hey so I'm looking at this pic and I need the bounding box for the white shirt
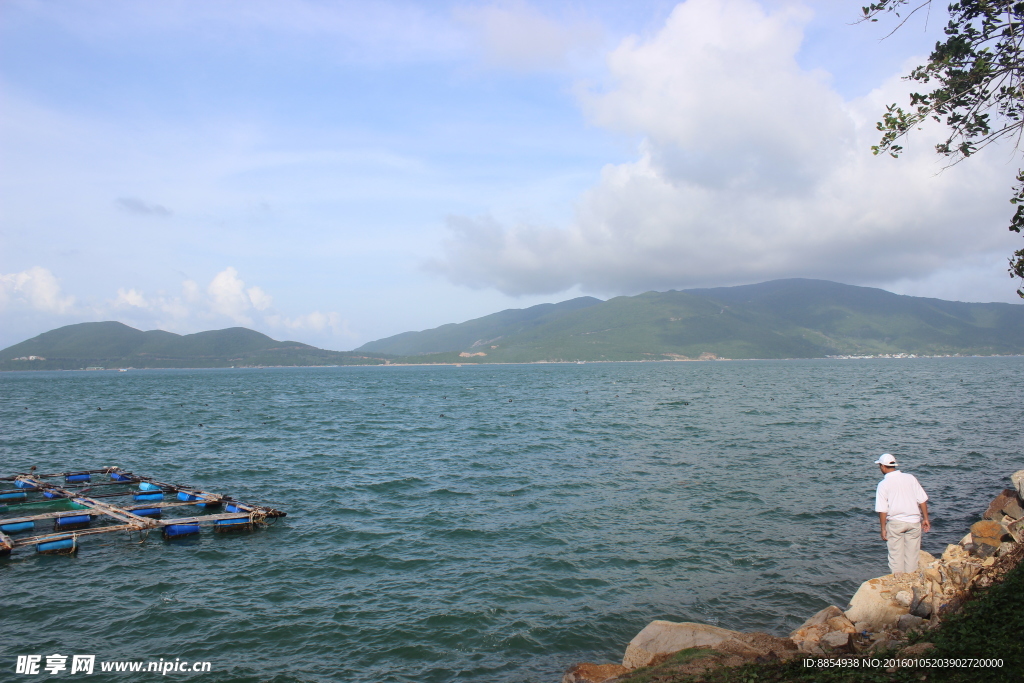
[875,470,928,523]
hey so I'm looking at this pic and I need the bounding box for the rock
[959,532,973,545]
[790,605,844,635]
[868,639,898,654]
[825,615,856,634]
[942,544,969,562]
[900,642,935,657]
[983,490,1022,521]
[997,541,1016,556]
[917,550,936,570]
[1007,517,1024,543]
[712,632,797,662]
[853,621,871,633]
[894,590,913,607]
[845,577,911,631]
[562,663,628,683]
[974,543,998,559]
[819,631,851,653]
[970,519,1008,546]
[897,614,925,631]
[1011,469,1024,499]
[909,586,932,618]
[621,621,742,670]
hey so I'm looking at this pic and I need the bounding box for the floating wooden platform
[0,467,286,556]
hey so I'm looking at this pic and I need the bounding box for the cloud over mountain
[431,0,1017,296]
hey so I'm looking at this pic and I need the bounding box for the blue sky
[2,0,1021,351]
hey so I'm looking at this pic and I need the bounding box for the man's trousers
[886,519,922,574]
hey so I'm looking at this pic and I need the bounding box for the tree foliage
[862,1,1024,297]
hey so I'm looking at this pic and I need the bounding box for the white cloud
[0,267,76,313]
[114,288,148,308]
[455,1,603,71]
[95,267,353,341]
[247,286,273,311]
[432,0,1021,297]
[206,266,271,324]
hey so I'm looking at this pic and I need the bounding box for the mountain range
[356,279,1024,362]
[3,279,1022,370]
[0,322,388,370]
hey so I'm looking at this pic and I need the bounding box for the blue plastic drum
[214,517,252,532]
[139,482,161,491]
[0,521,34,534]
[162,523,200,538]
[129,507,162,518]
[65,473,91,483]
[54,515,92,531]
[36,538,77,554]
[133,492,163,501]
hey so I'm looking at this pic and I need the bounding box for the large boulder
[617,621,794,670]
[844,576,911,631]
[1011,470,1024,499]
[562,662,628,683]
[983,489,1024,521]
[622,621,743,669]
[970,520,1009,548]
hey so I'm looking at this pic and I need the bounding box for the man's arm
[919,502,930,532]
[879,511,888,540]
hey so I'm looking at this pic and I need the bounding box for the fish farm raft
[0,467,286,556]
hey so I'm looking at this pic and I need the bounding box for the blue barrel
[65,473,91,483]
[195,500,222,508]
[214,517,252,532]
[133,492,163,501]
[110,472,133,482]
[43,490,64,499]
[139,482,161,491]
[14,480,35,489]
[129,507,162,518]
[225,503,244,513]
[177,491,200,502]
[0,521,34,534]
[54,515,91,531]
[162,523,200,538]
[36,538,77,554]
[0,491,27,502]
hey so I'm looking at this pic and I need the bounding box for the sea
[2,358,1022,682]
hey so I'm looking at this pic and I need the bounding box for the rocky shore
[562,470,1024,683]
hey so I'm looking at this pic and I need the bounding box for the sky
[2,0,1022,352]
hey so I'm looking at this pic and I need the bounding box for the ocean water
[1,358,1022,682]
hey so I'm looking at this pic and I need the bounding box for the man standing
[874,453,930,576]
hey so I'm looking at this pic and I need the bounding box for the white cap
[874,453,898,467]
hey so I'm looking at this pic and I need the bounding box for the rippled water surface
[2,359,1022,681]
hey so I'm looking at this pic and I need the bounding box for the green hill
[0,322,390,370]
[356,296,602,356]
[5,280,1022,369]
[357,279,1024,362]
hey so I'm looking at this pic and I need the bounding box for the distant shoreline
[3,354,1023,372]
